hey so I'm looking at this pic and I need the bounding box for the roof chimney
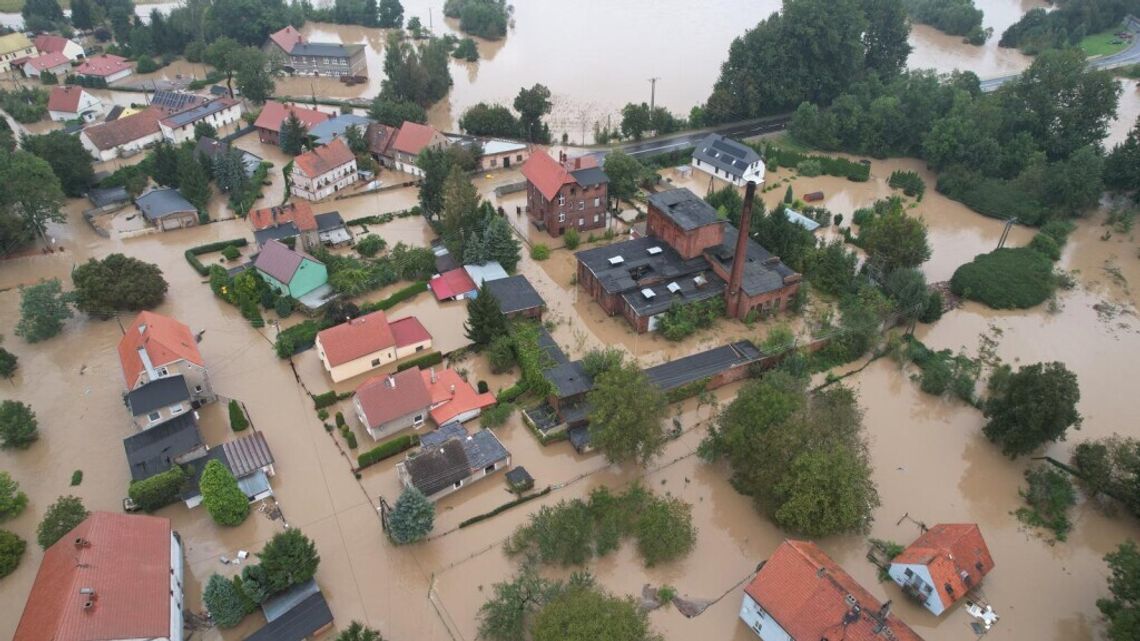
[386,375,395,389]
[137,346,158,380]
[74,538,91,549]
[430,368,437,384]
[725,180,757,319]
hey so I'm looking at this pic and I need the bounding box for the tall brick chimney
[725,180,757,319]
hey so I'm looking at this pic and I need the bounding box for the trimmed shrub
[200,460,249,526]
[335,411,346,428]
[477,380,489,394]
[360,280,429,313]
[530,244,551,260]
[396,351,443,371]
[345,432,358,449]
[562,228,580,250]
[275,320,320,358]
[357,434,419,468]
[313,391,338,409]
[185,239,249,276]
[228,400,249,432]
[950,248,1055,309]
[69,470,83,486]
[129,466,188,512]
[221,246,240,261]
[497,382,528,403]
[274,297,294,318]
[480,403,514,428]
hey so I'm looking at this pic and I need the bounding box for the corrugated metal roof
[222,431,275,478]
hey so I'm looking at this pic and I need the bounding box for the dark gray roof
[435,252,460,273]
[419,422,467,448]
[485,275,544,315]
[505,466,532,485]
[643,341,763,391]
[576,236,712,297]
[568,425,591,451]
[246,589,333,641]
[418,423,509,474]
[126,375,190,416]
[289,42,361,58]
[309,114,373,146]
[150,90,208,112]
[209,85,229,96]
[406,439,470,496]
[87,186,129,208]
[559,400,592,426]
[692,133,761,178]
[105,105,124,122]
[620,269,725,317]
[162,98,235,128]
[122,413,203,481]
[570,166,609,187]
[543,361,593,400]
[314,211,345,232]
[254,224,300,247]
[136,188,197,219]
[221,431,274,478]
[262,579,320,623]
[705,226,797,296]
[648,188,722,231]
[537,328,569,366]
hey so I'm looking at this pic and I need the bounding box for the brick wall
[645,205,725,260]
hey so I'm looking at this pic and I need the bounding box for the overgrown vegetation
[357,434,419,469]
[903,0,987,44]
[128,465,188,512]
[1015,465,1076,542]
[896,337,980,404]
[950,247,1056,309]
[983,361,1082,458]
[1072,435,1140,517]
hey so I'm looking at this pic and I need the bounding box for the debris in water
[965,600,1000,631]
[673,596,713,618]
[640,584,662,611]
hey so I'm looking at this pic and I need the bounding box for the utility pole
[648,77,659,111]
[997,217,1017,249]
[429,8,433,30]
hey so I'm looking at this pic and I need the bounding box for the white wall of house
[49,91,102,122]
[132,398,193,431]
[159,103,243,144]
[83,67,131,83]
[290,158,359,201]
[739,593,793,641]
[81,129,163,161]
[355,396,427,441]
[169,531,185,641]
[888,562,944,615]
[318,340,397,383]
[58,40,85,60]
[0,45,37,72]
[130,359,215,406]
[23,61,70,77]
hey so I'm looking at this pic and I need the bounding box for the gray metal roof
[485,275,544,314]
[568,425,591,451]
[536,327,569,367]
[570,166,609,187]
[619,269,725,317]
[162,98,234,128]
[150,90,208,113]
[648,188,723,231]
[248,586,333,641]
[543,361,593,400]
[121,413,203,481]
[418,423,509,472]
[576,236,712,297]
[643,341,763,391]
[221,431,274,478]
[314,211,345,232]
[309,114,373,146]
[87,186,129,208]
[505,466,532,485]
[692,133,760,178]
[254,224,299,247]
[126,375,190,416]
[406,439,470,497]
[706,227,797,297]
[136,188,196,219]
[262,579,321,622]
[418,422,466,448]
[289,42,361,58]
[254,240,308,283]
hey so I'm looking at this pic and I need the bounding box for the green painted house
[254,239,328,299]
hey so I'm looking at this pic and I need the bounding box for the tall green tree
[36,495,88,548]
[465,284,507,346]
[587,363,667,465]
[257,528,320,592]
[531,583,658,641]
[205,36,243,98]
[22,0,64,31]
[0,472,28,520]
[203,573,249,628]
[603,151,647,203]
[71,254,168,319]
[620,103,651,140]
[377,0,404,27]
[22,132,96,197]
[514,84,552,143]
[861,0,911,78]
[279,112,310,156]
[482,217,521,272]
[368,97,426,126]
[0,401,39,450]
[1098,540,1140,641]
[983,361,1081,457]
[440,164,480,251]
[70,0,98,30]
[177,146,212,212]
[152,140,180,187]
[1105,116,1140,195]
[418,146,477,216]
[858,198,931,274]
[459,103,520,138]
[15,279,72,343]
[337,621,384,641]
[0,529,25,579]
[0,343,17,380]
[236,47,276,104]
[0,151,66,247]
[388,486,434,544]
[200,459,249,526]
[478,567,560,641]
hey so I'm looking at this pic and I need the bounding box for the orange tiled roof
[422,368,497,425]
[317,310,397,367]
[520,148,597,202]
[117,311,204,387]
[76,54,130,77]
[744,540,925,641]
[249,200,317,232]
[392,121,441,155]
[293,138,355,178]
[253,100,331,134]
[355,368,432,427]
[892,523,994,608]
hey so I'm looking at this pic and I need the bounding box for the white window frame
[147,411,162,423]
[155,366,169,377]
[170,405,185,415]
[558,194,565,206]
[413,414,425,426]
[558,212,566,223]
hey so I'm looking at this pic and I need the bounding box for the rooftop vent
[666,282,681,294]
[844,594,857,607]
[647,246,663,255]
[74,538,91,549]
[608,255,624,265]
[693,274,708,287]
[641,288,656,299]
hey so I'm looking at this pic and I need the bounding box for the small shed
[505,466,534,493]
[135,188,199,231]
[484,274,545,320]
[464,261,509,287]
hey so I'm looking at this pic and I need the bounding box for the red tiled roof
[892,523,994,608]
[317,310,397,367]
[366,122,400,157]
[744,541,925,641]
[390,316,431,348]
[422,368,497,425]
[34,34,69,54]
[117,311,204,388]
[249,201,317,232]
[253,100,331,135]
[82,107,162,150]
[520,148,575,201]
[429,268,477,300]
[268,25,305,53]
[355,368,432,428]
[392,121,441,155]
[76,54,130,77]
[48,85,87,113]
[294,138,355,178]
[13,512,174,641]
[24,51,69,71]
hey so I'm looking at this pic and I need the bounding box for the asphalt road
[583,115,792,164]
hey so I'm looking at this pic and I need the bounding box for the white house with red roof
[33,34,85,61]
[888,523,995,616]
[48,85,102,122]
[76,54,132,83]
[158,96,242,144]
[391,121,448,176]
[290,137,359,201]
[315,310,432,382]
[254,100,332,146]
[20,51,70,78]
[740,540,925,641]
[354,368,434,440]
[118,311,214,407]
[12,512,184,641]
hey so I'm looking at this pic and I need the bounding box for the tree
[418,145,478,217]
[459,103,519,138]
[389,486,434,544]
[236,47,276,104]
[1105,116,1140,194]
[514,84,552,143]
[337,621,383,641]
[1072,436,1140,516]
[983,361,1081,457]
[36,495,88,548]
[861,0,911,78]
[200,459,249,526]
[440,164,480,250]
[368,97,427,127]
[22,0,64,31]
[203,573,249,628]
[377,0,403,27]
[634,496,696,567]
[478,567,559,641]
[620,103,651,140]
[0,150,66,246]
[205,36,243,98]
[257,528,320,592]
[151,140,179,187]
[603,151,647,203]
[1099,540,1140,641]
[0,401,38,450]
[453,37,479,61]
[71,254,168,319]
[858,199,931,274]
[15,279,72,343]
[531,584,659,641]
[483,216,521,272]
[804,239,858,297]
[194,121,217,141]
[214,148,250,195]
[279,111,310,156]
[177,145,211,212]
[0,529,25,579]
[70,0,98,30]
[587,363,667,465]
[465,284,508,346]
[705,184,742,220]
[0,472,28,520]
[239,563,273,604]
[22,131,95,197]
[0,345,15,379]
[883,267,928,327]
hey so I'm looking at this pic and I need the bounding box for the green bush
[1029,233,1061,261]
[69,470,83,486]
[762,144,870,181]
[497,382,529,403]
[658,298,725,341]
[1039,219,1075,245]
[1016,465,1076,541]
[477,380,489,394]
[185,239,249,276]
[480,403,514,428]
[950,248,1056,309]
[396,351,443,371]
[129,466,188,512]
[317,409,329,421]
[355,234,387,257]
[221,246,240,261]
[0,529,25,579]
[136,55,158,73]
[888,170,925,200]
[200,459,249,526]
[274,297,294,318]
[919,290,943,323]
[797,159,822,177]
[562,228,580,250]
[228,400,249,432]
[357,434,419,468]
[359,280,429,313]
[313,391,338,409]
[335,411,346,428]
[530,244,551,260]
[488,334,516,373]
[345,431,358,449]
[274,320,320,358]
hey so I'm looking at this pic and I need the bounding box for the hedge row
[458,486,553,529]
[357,434,419,469]
[360,280,429,313]
[396,350,443,372]
[275,321,321,358]
[128,466,188,512]
[664,377,711,404]
[496,382,529,404]
[346,207,422,226]
[762,145,870,182]
[313,391,339,409]
[186,238,250,276]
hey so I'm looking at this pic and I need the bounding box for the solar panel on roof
[711,139,745,158]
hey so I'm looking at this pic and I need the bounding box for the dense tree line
[903,0,987,44]
[458,84,553,143]
[791,49,1121,225]
[444,0,509,39]
[702,0,912,123]
[1000,0,1140,54]
[381,31,453,107]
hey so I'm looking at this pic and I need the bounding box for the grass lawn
[1079,24,1134,57]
